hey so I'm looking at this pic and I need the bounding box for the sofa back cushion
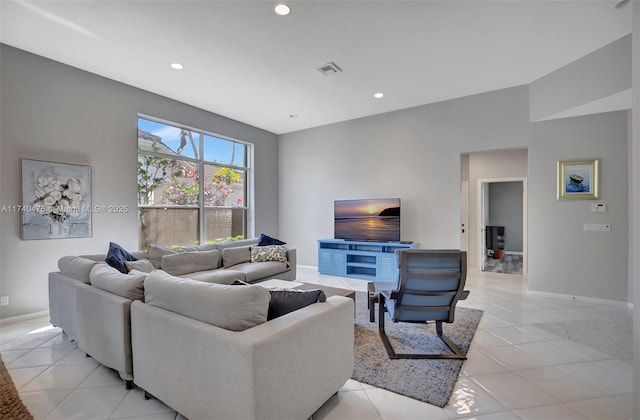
[147,243,218,268]
[90,263,146,301]
[161,249,220,276]
[144,270,270,331]
[58,256,98,284]
[125,259,155,273]
[222,246,251,268]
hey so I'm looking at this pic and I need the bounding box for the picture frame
[21,159,92,240]
[557,158,599,200]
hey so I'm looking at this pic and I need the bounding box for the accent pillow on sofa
[268,289,327,320]
[89,263,146,301]
[125,259,154,273]
[161,249,220,276]
[257,233,286,246]
[250,245,287,264]
[222,246,251,268]
[105,242,138,274]
[144,270,270,331]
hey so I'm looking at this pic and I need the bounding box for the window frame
[137,114,254,246]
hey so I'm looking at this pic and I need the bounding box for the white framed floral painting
[21,159,92,239]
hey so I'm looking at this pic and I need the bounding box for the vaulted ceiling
[0,1,632,134]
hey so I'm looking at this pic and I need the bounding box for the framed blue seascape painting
[557,159,599,200]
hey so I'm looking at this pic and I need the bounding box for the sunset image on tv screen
[334,198,400,242]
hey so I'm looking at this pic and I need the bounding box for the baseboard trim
[0,310,49,326]
[527,289,633,309]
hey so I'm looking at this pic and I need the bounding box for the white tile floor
[1,267,633,420]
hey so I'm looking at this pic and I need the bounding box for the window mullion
[198,133,205,244]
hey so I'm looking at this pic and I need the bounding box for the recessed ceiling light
[275,4,291,16]
[170,63,184,70]
[374,92,384,99]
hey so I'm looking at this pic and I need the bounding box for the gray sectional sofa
[48,238,297,387]
[132,270,354,420]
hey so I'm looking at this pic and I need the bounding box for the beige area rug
[0,356,34,420]
[351,292,483,408]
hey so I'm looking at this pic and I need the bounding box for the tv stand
[317,239,417,281]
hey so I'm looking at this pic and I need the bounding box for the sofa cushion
[58,256,98,284]
[179,269,245,285]
[161,249,220,276]
[125,259,154,273]
[147,243,217,268]
[229,261,289,282]
[222,246,251,268]
[90,263,146,301]
[268,289,327,320]
[257,233,286,246]
[250,245,288,264]
[144,270,270,331]
[105,242,138,273]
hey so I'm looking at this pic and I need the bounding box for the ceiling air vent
[317,62,342,76]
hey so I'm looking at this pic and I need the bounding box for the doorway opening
[478,178,527,275]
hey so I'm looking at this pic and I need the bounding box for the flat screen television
[334,198,401,242]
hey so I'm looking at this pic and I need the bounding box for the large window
[137,116,250,249]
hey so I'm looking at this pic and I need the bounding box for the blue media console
[317,239,417,281]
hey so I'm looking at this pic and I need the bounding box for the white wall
[529,34,631,121]
[279,86,530,267]
[280,87,630,303]
[528,112,628,302]
[0,45,280,319]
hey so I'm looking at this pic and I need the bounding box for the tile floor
[0,267,633,420]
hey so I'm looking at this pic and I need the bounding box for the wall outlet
[0,296,8,306]
[584,223,611,232]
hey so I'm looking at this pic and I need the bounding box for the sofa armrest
[131,295,353,420]
[75,283,134,380]
[48,272,83,341]
[286,247,297,276]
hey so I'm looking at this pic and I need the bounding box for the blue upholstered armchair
[368,249,469,359]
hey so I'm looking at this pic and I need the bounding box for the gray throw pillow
[161,249,220,276]
[223,246,252,268]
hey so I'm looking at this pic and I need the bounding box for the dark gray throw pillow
[105,242,137,274]
[257,233,286,246]
[268,289,326,320]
